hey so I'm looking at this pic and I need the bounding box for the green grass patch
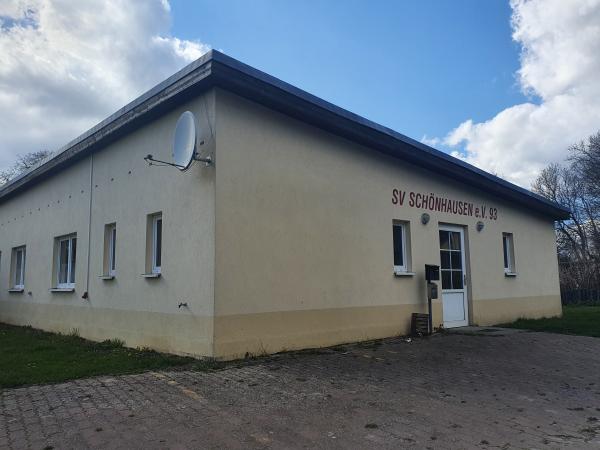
[499,306,600,337]
[0,323,213,389]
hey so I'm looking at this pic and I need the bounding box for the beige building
[0,51,569,359]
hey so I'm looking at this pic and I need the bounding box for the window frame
[151,214,162,274]
[105,223,117,277]
[439,229,465,290]
[502,232,516,275]
[12,246,26,290]
[393,222,408,273]
[56,234,77,289]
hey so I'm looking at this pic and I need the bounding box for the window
[502,233,516,274]
[439,230,464,290]
[393,222,409,273]
[56,234,77,288]
[153,214,162,273]
[103,223,116,277]
[144,213,163,277]
[11,246,26,290]
[151,213,162,274]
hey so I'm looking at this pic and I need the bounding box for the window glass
[151,215,162,274]
[440,251,451,269]
[110,227,117,270]
[103,224,116,277]
[441,270,452,289]
[111,227,116,272]
[439,231,450,250]
[452,271,464,289]
[503,233,514,273]
[451,252,462,270]
[450,231,461,250]
[14,247,25,288]
[57,236,76,287]
[59,239,69,284]
[439,230,464,290]
[155,217,162,268]
[393,224,404,267]
[70,238,77,283]
[15,251,22,284]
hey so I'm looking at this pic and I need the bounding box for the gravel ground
[1,330,600,449]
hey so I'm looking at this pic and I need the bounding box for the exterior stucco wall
[0,92,216,357]
[0,84,563,360]
[213,90,561,359]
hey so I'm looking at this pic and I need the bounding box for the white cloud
[441,0,600,188]
[420,134,442,147]
[0,0,210,169]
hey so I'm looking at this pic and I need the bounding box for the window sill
[504,272,517,277]
[99,275,115,280]
[8,288,24,293]
[142,273,161,278]
[50,288,75,293]
[394,271,415,277]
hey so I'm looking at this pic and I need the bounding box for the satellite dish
[172,111,197,170]
[144,110,211,169]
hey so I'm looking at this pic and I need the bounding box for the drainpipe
[84,153,94,300]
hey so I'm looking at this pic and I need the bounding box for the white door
[439,226,469,328]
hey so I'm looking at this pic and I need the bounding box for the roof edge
[209,52,570,220]
[0,50,570,220]
[0,50,216,200]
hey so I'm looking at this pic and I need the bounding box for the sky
[1,0,599,188]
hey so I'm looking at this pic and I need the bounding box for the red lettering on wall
[391,188,498,221]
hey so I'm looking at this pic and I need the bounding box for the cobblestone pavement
[1,331,600,449]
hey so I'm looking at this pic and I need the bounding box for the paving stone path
[1,331,600,449]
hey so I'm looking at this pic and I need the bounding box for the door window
[439,230,463,290]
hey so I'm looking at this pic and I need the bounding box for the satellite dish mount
[144,111,212,170]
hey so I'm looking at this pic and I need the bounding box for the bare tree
[533,132,600,297]
[0,150,52,186]
[570,132,600,254]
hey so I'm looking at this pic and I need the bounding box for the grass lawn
[500,305,600,337]
[0,323,215,389]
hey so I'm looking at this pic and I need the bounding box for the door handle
[463,274,467,285]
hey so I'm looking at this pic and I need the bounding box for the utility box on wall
[425,264,440,282]
[427,282,438,300]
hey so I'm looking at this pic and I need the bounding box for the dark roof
[0,50,570,219]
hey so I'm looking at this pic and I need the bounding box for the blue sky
[2,0,598,187]
[170,0,526,143]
